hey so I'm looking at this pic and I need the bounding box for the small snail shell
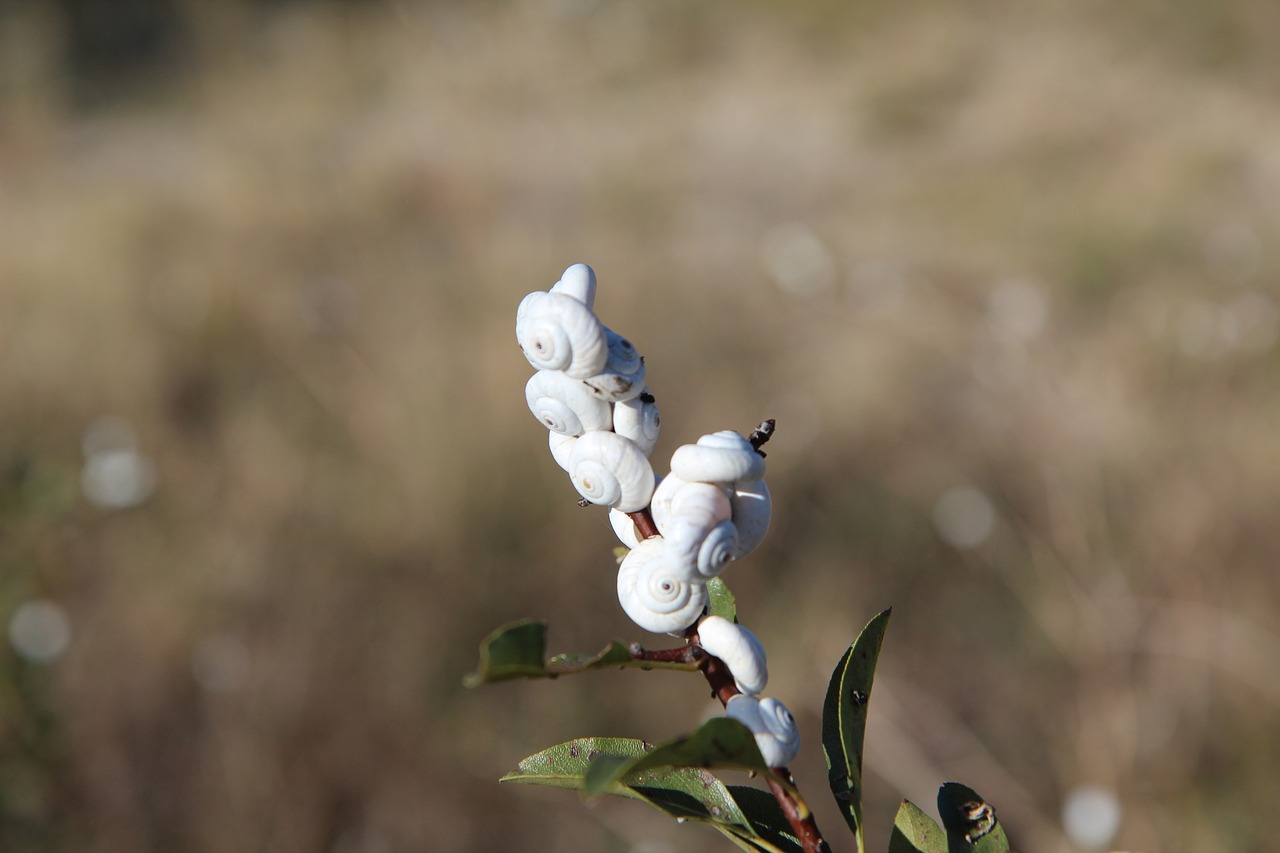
[613,389,660,456]
[549,263,597,309]
[725,695,800,768]
[694,519,738,578]
[568,431,655,512]
[525,369,613,436]
[548,431,577,472]
[648,471,687,534]
[516,291,608,378]
[617,537,708,635]
[697,616,767,695]
[608,507,644,549]
[670,430,766,484]
[730,479,772,559]
[582,329,647,402]
[663,482,734,575]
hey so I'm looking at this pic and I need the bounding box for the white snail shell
[648,471,686,534]
[730,479,772,559]
[549,263,597,309]
[525,369,613,436]
[663,482,735,576]
[548,431,577,472]
[516,291,608,378]
[608,507,643,549]
[697,616,767,695]
[613,389,660,457]
[725,695,800,768]
[617,537,708,635]
[568,431,655,512]
[670,430,766,484]
[582,329,647,402]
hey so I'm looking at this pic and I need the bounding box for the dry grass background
[2,1,1280,851]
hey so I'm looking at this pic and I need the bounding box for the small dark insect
[640,391,656,404]
[849,689,868,707]
[577,498,591,507]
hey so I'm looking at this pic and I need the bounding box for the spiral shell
[582,329,647,402]
[568,431,655,512]
[697,616,768,695]
[549,263,597,309]
[617,537,708,635]
[730,479,772,559]
[525,370,613,436]
[670,430,766,484]
[663,482,734,576]
[613,390,660,456]
[548,431,577,472]
[726,695,800,768]
[516,291,608,378]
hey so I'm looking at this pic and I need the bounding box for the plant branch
[692,625,832,853]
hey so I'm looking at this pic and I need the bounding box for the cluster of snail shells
[517,264,661,513]
[612,430,772,636]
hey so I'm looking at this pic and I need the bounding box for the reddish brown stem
[627,507,660,539]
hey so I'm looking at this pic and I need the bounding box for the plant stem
[693,627,831,853]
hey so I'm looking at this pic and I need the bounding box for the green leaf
[727,785,803,851]
[887,800,946,853]
[936,783,1010,853]
[501,737,796,850]
[822,607,892,852]
[583,717,773,797]
[463,619,700,687]
[707,576,737,621]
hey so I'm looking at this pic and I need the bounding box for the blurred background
[2,1,1279,851]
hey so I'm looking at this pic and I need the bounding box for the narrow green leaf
[583,717,772,797]
[727,785,803,852]
[887,800,946,853]
[936,783,1010,853]
[821,607,892,852]
[707,576,737,622]
[500,737,769,841]
[464,619,700,687]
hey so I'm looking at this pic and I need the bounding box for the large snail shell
[548,431,577,472]
[516,291,608,378]
[568,431,655,512]
[617,538,708,635]
[726,695,800,768]
[695,520,738,578]
[549,263,597,309]
[670,430,766,484]
[582,329,646,402]
[697,616,767,695]
[613,389,660,456]
[525,369,613,436]
[663,482,733,574]
[730,479,772,559]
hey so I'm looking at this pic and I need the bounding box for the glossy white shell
[609,507,644,549]
[617,537,708,635]
[582,329,647,402]
[613,390,660,456]
[549,263,597,309]
[516,291,608,378]
[548,431,577,472]
[725,695,800,768]
[525,369,613,436]
[697,616,768,695]
[568,431,655,512]
[730,479,772,559]
[670,430,766,484]
[649,471,688,533]
[663,482,735,576]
